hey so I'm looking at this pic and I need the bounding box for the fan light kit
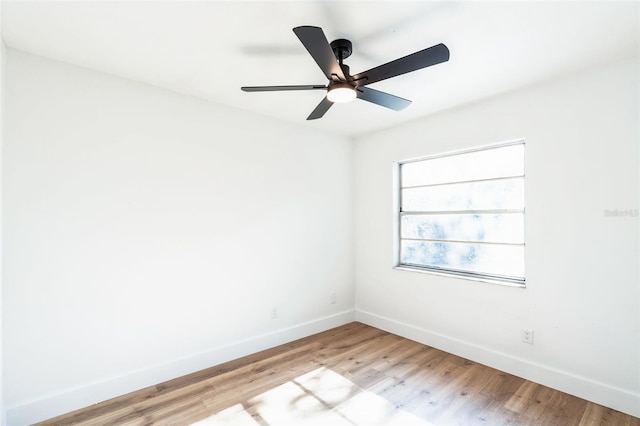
[241,26,450,120]
[327,84,356,103]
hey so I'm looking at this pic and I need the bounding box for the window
[394,140,525,286]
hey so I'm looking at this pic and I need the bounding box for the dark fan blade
[356,87,411,111]
[293,26,346,82]
[351,43,449,87]
[242,85,326,92]
[307,97,334,120]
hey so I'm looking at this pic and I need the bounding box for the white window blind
[396,141,525,286]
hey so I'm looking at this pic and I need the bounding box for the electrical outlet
[271,307,278,319]
[330,292,337,304]
[522,329,534,344]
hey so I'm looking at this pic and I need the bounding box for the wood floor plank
[36,322,640,426]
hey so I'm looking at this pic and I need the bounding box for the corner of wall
[1,5,6,424]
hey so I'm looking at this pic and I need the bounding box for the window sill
[392,265,526,288]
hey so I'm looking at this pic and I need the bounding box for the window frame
[392,139,526,287]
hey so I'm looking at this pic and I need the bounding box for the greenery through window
[396,141,525,286]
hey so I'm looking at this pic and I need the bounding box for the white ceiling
[2,1,639,138]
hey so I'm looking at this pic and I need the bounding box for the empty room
[1,1,638,425]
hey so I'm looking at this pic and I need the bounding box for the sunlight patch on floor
[190,367,436,426]
[189,403,259,426]
[249,380,350,425]
[335,391,434,426]
[294,366,357,406]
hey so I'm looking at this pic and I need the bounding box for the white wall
[3,50,354,424]
[0,1,5,423]
[354,58,639,417]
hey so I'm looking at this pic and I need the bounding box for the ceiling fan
[241,26,450,120]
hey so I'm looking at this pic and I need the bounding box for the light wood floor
[37,322,639,426]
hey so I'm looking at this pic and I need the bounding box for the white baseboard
[356,309,640,418]
[6,310,356,426]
